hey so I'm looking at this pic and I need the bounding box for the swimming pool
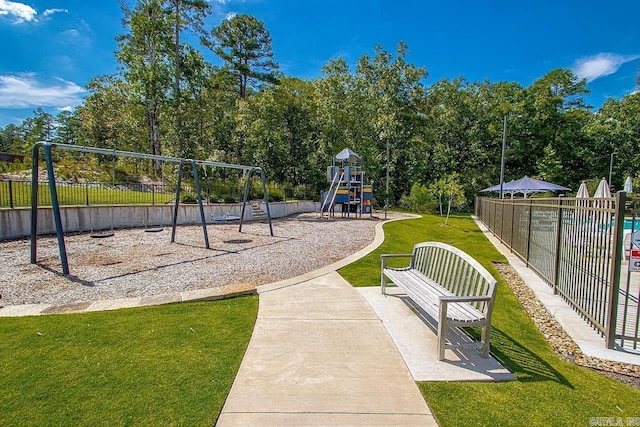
[616,218,640,231]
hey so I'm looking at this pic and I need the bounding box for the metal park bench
[381,242,498,360]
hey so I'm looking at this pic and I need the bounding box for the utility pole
[499,114,508,200]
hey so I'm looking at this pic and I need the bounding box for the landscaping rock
[495,262,640,389]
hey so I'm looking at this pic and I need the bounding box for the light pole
[499,114,523,199]
[608,152,616,190]
[499,115,508,199]
[384,139,390,219]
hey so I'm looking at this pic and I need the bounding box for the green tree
[117,0,172,171]
[19,108,55,151]
[165,0,211,157]
[77,76,145,153]
[586,92,640,188]
[517,69,591,185]
[209,14,279,98]
[355,42,427,207]
[237,77,321,188]
[536,143,563,183]
[53,109,81,146]
[429,173,466,225]
[0,124,23,153]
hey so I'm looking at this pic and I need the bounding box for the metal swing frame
[30,141,273,275]
[143,161,166,233]
[90,150,116,238]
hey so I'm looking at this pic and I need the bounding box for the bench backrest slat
[412,242,497,312]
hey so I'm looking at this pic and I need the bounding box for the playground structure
[320,148,373,219]
[30,141,273,275]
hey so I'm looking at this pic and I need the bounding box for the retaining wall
[0,201,319,240]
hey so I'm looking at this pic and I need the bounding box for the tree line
[1,0,639,209]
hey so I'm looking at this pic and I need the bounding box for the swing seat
[212,215,241,222]
[144,227,164,233]
[90,231,114,238]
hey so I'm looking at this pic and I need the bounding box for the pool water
[612,218,640,231]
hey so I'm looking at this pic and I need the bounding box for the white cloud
[0,74,86,109]
[573,53,640,82]
[58,106,73,112]
[42,8,67,17]
[225,12,236,20]
[62,28,80,37]
[0,0,37,24]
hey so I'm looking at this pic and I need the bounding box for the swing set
[30,141,273,275]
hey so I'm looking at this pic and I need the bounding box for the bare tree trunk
[146,97,162,175]
[173,0,183,156]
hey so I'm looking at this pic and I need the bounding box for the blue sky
[1,0,639,127]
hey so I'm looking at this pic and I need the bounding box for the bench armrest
[380,254,414,294]
[439,295,494,316]
[380,254,414,259]
[438,295,492,303]
[380,253,414,269]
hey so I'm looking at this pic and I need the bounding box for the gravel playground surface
[1,213,383,306]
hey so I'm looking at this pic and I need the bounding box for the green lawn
[339,213,640,427]
[0,297,257,426]
[1,181,174,208]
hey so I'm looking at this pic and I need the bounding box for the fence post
[8,179,14,209]
[526,199,533,265]
[510,200,516,253]
[605,191,626,349]
[552,197,564,295]
[500,199,505,242]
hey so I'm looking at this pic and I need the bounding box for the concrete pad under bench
[358,286,515,382]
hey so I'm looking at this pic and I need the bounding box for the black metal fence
[0,178,306,208]
[476,194,639,351]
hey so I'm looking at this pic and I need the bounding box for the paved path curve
[217,214,437,426]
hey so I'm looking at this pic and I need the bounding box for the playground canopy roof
[480,176,571,198]
[334,148,361,162]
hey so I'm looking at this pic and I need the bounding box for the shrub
[400,183,436,213]
[181,192,197,203]
[221,194,236,203]
[269,188,284,202]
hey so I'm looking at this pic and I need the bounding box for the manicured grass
[0,297,258,426]
[339,213,640,426]
[340,213,500,287]
[1,181,174,208]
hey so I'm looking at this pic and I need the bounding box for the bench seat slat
[384,268,486,323]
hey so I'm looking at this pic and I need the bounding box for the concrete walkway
[217,271,438,426]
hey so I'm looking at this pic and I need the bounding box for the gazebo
[480,176,570,198]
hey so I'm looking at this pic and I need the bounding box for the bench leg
[480,323,490,358]
[381,269,386,295]
[437,303,447,361]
